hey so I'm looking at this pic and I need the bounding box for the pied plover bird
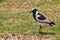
[31,8,55,36]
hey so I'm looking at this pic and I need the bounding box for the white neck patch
[36,11,38,14]
[35,11,41,17]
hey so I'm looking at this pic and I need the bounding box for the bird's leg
[38,25,42,37]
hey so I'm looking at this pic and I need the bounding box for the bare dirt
[0,34,56,40]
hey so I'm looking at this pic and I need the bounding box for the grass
[0,0,60,40]
[0,0,7,3]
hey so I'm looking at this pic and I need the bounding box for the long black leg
[38,25,42,37]
[38,25,42,40]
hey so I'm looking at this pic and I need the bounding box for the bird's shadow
[39,32,55,35]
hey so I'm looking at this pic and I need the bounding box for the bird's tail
[48,21,55,26]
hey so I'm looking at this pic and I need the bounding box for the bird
[31,8,55,36]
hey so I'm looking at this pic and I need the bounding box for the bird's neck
[32,11,38,14]
[36,11,38,15]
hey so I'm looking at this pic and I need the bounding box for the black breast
[33,13,37,21]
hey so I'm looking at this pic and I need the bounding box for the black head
[31,8,38,13]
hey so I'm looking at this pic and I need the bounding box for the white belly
[37,19,51,23]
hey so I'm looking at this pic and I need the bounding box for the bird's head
[31,8,38,12]
[29,8,38,13]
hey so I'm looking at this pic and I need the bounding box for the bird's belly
[37,19,51,23]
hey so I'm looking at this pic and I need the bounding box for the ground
[0,0,60,40]
[0,34,56,40]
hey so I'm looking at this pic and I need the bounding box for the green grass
[0,0,60,40]
[0,0,7,3]
[0,9,39,35]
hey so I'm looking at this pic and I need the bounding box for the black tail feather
[48,21,55,26]
[51,22,55,25]
[49,23,53,26]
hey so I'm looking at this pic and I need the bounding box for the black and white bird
[31,8,55,36]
